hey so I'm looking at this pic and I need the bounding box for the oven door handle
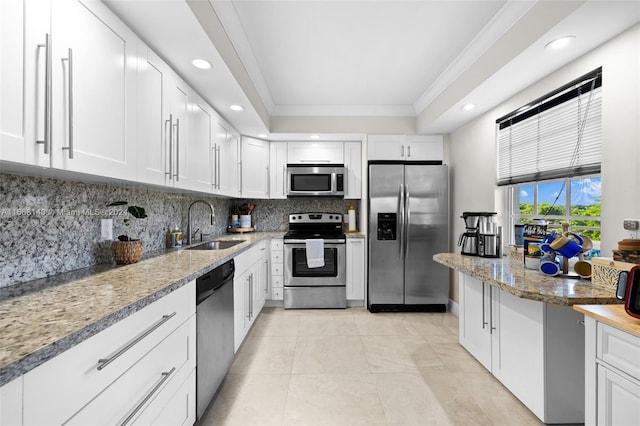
[284,239,346,244]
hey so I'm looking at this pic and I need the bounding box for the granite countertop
[434,253,620,306]
[0,232,284,387]
[574,304,640,337]
[345,232,366,239]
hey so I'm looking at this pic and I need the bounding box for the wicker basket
[112,240,144,264]
[591,257,636,289]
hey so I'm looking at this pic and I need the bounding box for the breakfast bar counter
[434,252,621,424]
[433,252,619,305]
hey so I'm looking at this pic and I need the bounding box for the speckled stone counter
[434,253,620,306]
[0,232,283,387]
[345,232,366,239]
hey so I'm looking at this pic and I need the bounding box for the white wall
[447,23,640,302]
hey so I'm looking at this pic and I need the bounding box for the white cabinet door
[406,135,443,161]
[269,142,287,199]
[494,289,544,419]
[217,123,241,197]
[188,91,213,193]
[241,137,269,198]
[0,377,23,426]
[0,0,50,167]
[459,273,492,370]
[50,0,136,180]
[136,44,169,186]
[233,267,250,352]
[344,142,362,199]
[597,365,640,426]
[254,241,269,312]
[367,135,406,161]
[368,135,443,161]
[287,141,344,164]
[346,239,365,301]
[167,76,189,188]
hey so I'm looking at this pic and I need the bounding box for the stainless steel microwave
[286,164,345,197]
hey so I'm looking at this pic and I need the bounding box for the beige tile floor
[199,307,542,426]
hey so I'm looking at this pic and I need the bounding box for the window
[499,68,603,249]
[512,175,601,244]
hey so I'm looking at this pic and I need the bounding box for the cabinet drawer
[271,275,284,288]
[271,263,284,276]
[23,282,195,425]
[597,322,640,380]
[271,239,283,251]
[271,287,283,300]
[271,251,283,264]
[137,369,196,426]
[65,317,193,425]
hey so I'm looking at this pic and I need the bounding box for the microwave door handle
[331,173,337,193]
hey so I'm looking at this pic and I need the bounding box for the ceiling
[103,0,640,139]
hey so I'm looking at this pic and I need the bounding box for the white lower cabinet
[0,376,23,425]
[346,238,365,303]
[583,317,640,426]
[21,282,196,425]
[459,272,584,424]
[233,244,267,352]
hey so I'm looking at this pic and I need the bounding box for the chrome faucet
[187,200,215,245]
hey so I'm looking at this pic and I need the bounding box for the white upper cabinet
[287,141,344,164]
[188,91,213,193]
[166,76,189,188]
[269,142,287,199]
[241,137,269,199]
[344,142,362,199]
[216,121,241,197]
[1,0,51,167]
[368,134,443,161]
[50,0,136,180]
[136,44,169,186]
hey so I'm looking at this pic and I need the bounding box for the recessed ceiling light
[230,105,244,111]
[258,134,267,138]
[461,103,476,111]
[545,36,575,50]
[192,58,211,70]
[310,134,320,139]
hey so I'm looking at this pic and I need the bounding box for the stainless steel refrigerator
[368,163,449,312]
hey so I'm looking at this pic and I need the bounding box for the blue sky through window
[518,177,601,206]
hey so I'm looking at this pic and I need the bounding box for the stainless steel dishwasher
[196,259,235,420]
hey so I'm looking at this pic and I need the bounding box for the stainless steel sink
[186,240,245,250]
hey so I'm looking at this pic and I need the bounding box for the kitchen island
[434,252,620,424]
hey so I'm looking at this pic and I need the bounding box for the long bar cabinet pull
[165,114,173,179]
[61,48,74,159]
[120,367,176,426]
[173,119,180,181]
[97,312,176,371]
[36,34,52,155]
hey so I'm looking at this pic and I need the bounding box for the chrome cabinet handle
[217,145,221,189]
[266,166,270,195]
[489,287,496,332]
[407,145,412,158]
[481,283,488,329]
[211,144,218,189]
[97,312,176,371]
[300,159,330,163]
[245,276,251,319]
[36,33,52,154]
[264,260,269,294]
[173,119,180,181]
[61,48,74,159]
[165,114,173,179]
[120,367,176,426]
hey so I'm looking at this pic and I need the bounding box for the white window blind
[496,69,602,186]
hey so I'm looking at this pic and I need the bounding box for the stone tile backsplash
[0,173,360,288]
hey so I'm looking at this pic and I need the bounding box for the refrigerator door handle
[405,184,410,259]
[398,183,405,259]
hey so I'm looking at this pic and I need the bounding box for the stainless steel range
[284,213,346,309]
